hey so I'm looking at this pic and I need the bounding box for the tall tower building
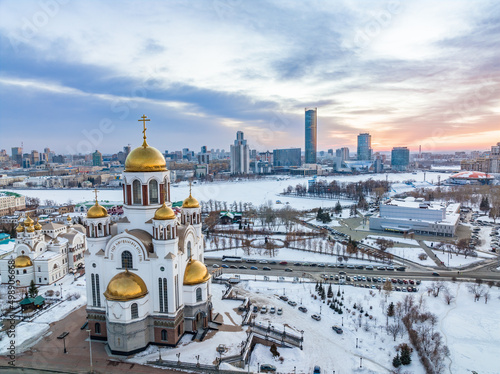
[230,131,250,174]
[92,150,103,166]
[357,133,372,161]
[11,147,22,164]
[305,108,317,164]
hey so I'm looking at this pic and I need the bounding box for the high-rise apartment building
[357,133,372,160]
[305,108,317,164]
[11,147,22,164]
[92,150,103,166]
[336,147,350,161]
[273,148,302,167]
[230,131,250,174]
[391,147,410,171]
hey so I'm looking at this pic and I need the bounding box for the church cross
[138,115,150,146]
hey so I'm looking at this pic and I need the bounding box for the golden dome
[66,215,72,222]
[15,255,32,268]
[154,203,176,220]
[182,194,200,209]
[34,219,42,230]
[16,223,24,232]
[183,258,211,285]
[125,144,166,173]
[87,202,108,219]
[104,270,148,301]
[26,225,35,233]
[24,214,34,227]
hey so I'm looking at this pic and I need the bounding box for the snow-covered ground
[129,278,500,374]
[205,247,385,266]
[385,247,436,267]
[0,274,87,354]
[11,171,451,210]
[363,235,420,247]
[431,250,495,268]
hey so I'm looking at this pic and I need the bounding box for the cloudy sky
[0,0,498,155]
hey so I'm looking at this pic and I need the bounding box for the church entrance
[195,312,206,330]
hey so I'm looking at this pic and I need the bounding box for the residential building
[391,147,410,171]
[357,133,372,160]
[230,131,250,174]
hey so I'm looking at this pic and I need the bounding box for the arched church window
[131,303,138,319]
[196,287,202,302]
[187,241,191,258]
[149,180,159,204]
[161,329,168,341]
[95,322,101,334]
[121,251,133,269]
[132,180,141,205]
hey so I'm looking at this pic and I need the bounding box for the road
[205,258,500,283]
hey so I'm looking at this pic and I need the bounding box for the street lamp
[356,337,358,348]
[86,329,93,373]
[342,316,344,326]
[176,352,181,364]
[195,355,200,367]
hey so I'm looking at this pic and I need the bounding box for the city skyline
[0,1,499,153]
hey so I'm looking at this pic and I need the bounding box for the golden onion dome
[182,194,200,209]
[154,203,176,220]
[66,215,72,222]
[104,270,149,301]
[15,255,33,268]
[124,143,167,173]
[16,223,24,232]
[26,225,35,233]
[183,258,211,285]
[24,214,34,226]
[87,202,108,219]
[34,219,42,230]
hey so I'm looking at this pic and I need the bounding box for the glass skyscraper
[305,108,317,164]
[391,147,410,171]
[357,133,372,160]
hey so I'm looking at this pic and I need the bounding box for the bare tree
[387,323,402,341]
[443,292,455,305]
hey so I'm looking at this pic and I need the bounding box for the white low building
[369,197,460,237]
[0,215,87,286]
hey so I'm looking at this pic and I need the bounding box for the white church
[0,215,86,287]
[85,116,212,355]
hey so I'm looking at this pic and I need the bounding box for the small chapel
[85,116,212,355]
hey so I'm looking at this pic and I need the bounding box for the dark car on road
[263,266,271,271]
[285,268,293,272]
[298,306,307,313]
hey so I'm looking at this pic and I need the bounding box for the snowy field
[131,279,500,373]
[11,171,451,210]
[205,247,385,266]
[385,247,436,267]
[0,274,87,354]
[363,235,420,247]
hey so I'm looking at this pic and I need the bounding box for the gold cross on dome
[94,188,98,203]
[138,114,150,147]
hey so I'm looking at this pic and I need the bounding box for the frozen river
[11,171,452,210]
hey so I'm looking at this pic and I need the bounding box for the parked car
[212,264,219,268]
[250,266,258,270]
[311,314,321,321]
[270,307,275,314]
[279,261,288,265]
[294,262,302,266]
[365,265,374,270]
[260,364,277,373]
[239,265,247,269]
[313,366,321,374]
[356,265,364,270]
[277,308,283,315]
[285,268,293,272]
[377,266,386,270]
[261,306,267,314]
[230,265,238,269]
[279,295,289,301]
[397,266,406,271]
[259,260,268,264]
[221,264,229,268]
[288,300,297,307]
[332,325,343,334]
[347,264,355,269]
[298,306,308,313]
[252,306,259,313]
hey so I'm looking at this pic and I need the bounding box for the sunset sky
[0,0,499,155]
